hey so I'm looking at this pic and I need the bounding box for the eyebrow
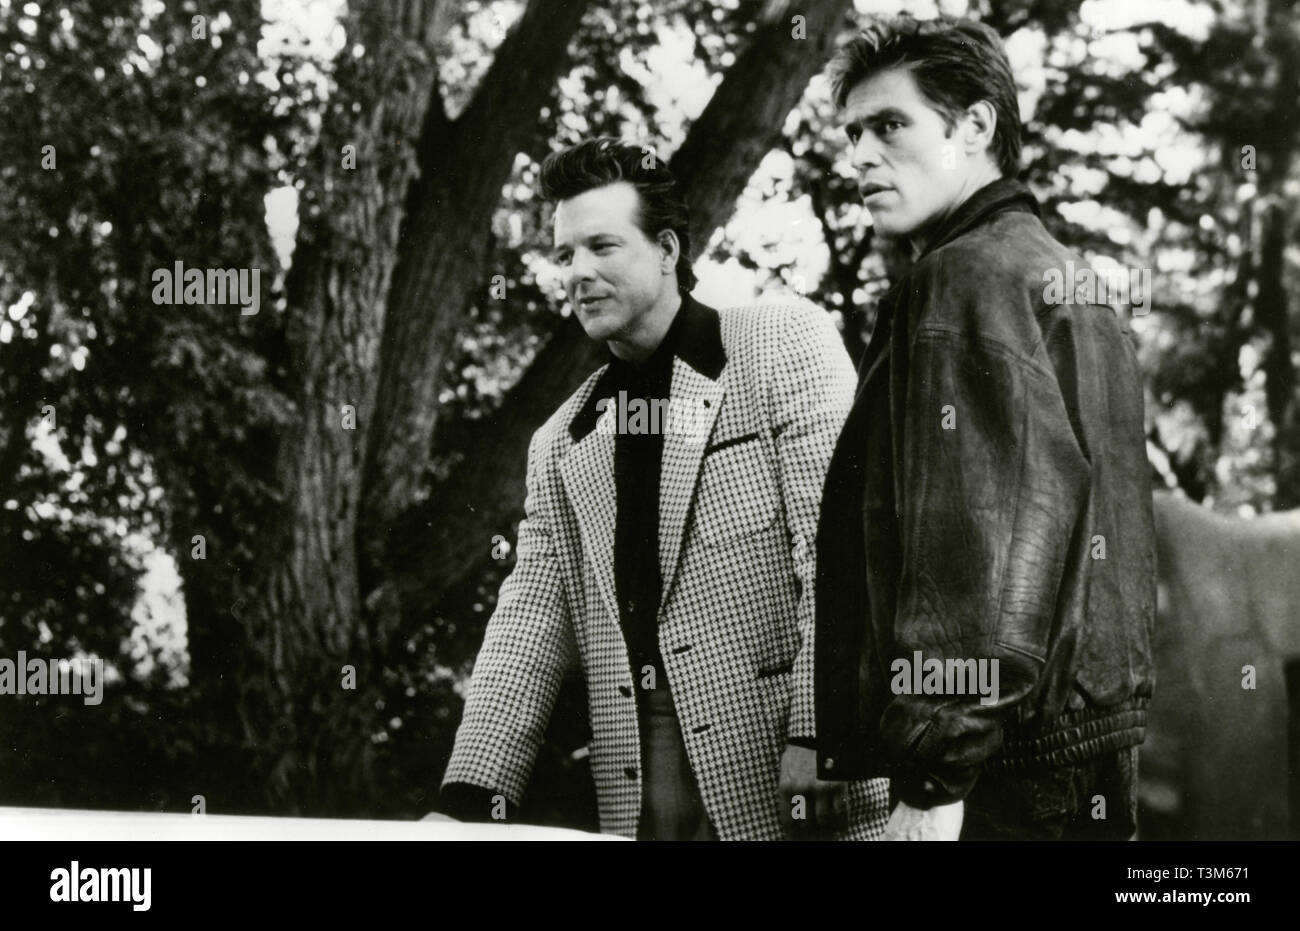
[845,106,911,134]
[551,232,624,257]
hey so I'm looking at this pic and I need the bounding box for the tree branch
[360,0,594,576]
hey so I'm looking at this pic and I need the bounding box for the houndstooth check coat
[443,296,890,839]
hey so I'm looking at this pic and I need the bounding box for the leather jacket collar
[914,177,1041,260]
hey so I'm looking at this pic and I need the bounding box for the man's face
[841,65,985,240]
[552,181,672,344]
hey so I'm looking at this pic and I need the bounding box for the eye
[556,251,572,265]
[592,242,615,253]
[881,120,904,135]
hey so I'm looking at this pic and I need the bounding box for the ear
[656,229,681,273]
[962,99,998,159]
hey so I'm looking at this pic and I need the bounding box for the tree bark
[232,0,448,811]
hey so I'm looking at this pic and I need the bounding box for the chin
[871,216,913,239]
[575,313,617,343]
[873,206,936,240]
[577,321,612,342]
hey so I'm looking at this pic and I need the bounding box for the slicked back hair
[538,137,696,294]
[828,15,1022,178]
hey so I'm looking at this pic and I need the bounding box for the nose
[567,248,596,294]
[851,133,882,171]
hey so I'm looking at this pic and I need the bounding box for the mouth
[860,183,892,201]
[577,295,609,309]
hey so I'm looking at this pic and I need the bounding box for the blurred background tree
[1,0,1296,834]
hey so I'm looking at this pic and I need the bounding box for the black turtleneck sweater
[608,305,685,685]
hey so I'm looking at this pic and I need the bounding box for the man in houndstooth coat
[440,138,889,840]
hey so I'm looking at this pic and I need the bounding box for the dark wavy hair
[827,15,1022,177]
[538,137,696,294]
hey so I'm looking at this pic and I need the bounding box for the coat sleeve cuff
[786,674,817,743]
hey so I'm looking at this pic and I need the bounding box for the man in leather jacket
[814,15,1156,840]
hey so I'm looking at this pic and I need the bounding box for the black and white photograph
[0,0,1294,906]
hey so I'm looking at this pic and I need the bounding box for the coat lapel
[558,296,727,624]
[560,376,621,625]
[854,292,895,403]
[658,357,725,607]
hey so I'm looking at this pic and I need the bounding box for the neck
[907,164,1004,259]
[608,289,684,365]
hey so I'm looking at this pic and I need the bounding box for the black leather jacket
[814,179,1156,809]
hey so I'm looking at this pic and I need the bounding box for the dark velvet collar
[568,294,725,442]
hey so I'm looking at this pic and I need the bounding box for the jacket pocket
[756,659,795,680]
[705,432,760,455]
[693,438,780,546]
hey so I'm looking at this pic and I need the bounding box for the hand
[881,799,963,841]
[779,744,847,838]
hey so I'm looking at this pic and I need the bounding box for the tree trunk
[231,0,449,812]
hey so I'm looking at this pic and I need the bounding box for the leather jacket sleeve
[882,324,1091,808]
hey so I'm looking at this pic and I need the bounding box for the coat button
[825,757,835,770]
[624,766,637,780]
[923,779,937,793]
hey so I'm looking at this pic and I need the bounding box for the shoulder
[713,299,842,358]
[904,212,1074,359]
[531,364,609,459]
[709,301,853,408]
[917,211,1066,304]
